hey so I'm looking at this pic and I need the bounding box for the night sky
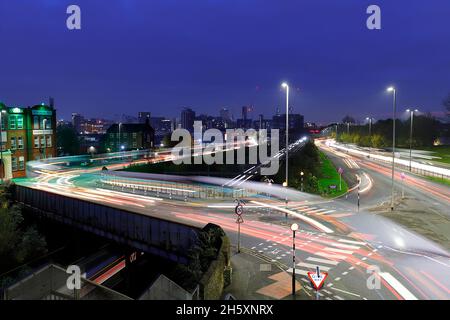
[1,0,449,123]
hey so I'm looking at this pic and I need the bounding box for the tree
[342,115,356,124]
[0,188,47,273]
[443,93,450,118]
[56,124,81,156]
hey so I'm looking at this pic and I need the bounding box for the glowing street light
[300,171,304,192]
[406,108,419,171]
[366,117,374,157]
[386,86,397,211]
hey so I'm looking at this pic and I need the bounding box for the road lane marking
[330,287,360,298]
[329,243,360,250]
[306,257,339,266]
[324,247,354,255]
[338,239,366,246]
[316,252,348,260]
[287,268,308,276]
[379,272,418,300]
[297,262,331,271]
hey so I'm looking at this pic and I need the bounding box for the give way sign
[307,268,328,290]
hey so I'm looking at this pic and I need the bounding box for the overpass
[13,183,202,264]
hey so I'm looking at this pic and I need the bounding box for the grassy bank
[317,151,348,198]
[421,146,450,165]
[425,175,450,187]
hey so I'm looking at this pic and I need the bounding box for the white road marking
[297,262,331,271]
[287,268,308,276]
[306,257,339,266]
[315,210,336,215]
[338,239,366,246]
[379,272,418,300]
[324,247,354,255]
[329,243,360,250]
[316,252,348,260]
[330,287,360,298]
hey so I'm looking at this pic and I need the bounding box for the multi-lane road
[14,139,450,300]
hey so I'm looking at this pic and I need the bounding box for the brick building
[0,102,56,180]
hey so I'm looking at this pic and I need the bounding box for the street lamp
[281,82,289,188]
[118,122,122,152]
[406,109,419,172]
[300,171,304,192]
[366,117,374,157]
[88,146,96,157]
[291,223,299,297]
[387,86,397,211]
[0,109,6,184]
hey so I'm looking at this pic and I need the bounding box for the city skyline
[1,1,449,123]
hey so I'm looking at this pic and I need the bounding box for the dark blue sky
[1,0,449,123]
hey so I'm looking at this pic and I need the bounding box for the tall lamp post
[42,118,47,159]
[366,117,374,157]
[118,122,122,152]
[291,223,299,297]
[0,110,6,184]
[281,83,289,188]
[387,87,397,211]
[406,109,419,172]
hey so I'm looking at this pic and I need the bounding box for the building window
[132,132,137,138]
[46,136,52,147]
[19,157,25,170]
[10,137,16,150]
[41,118,51,130]
[17,115,24,129]
[18,137,23,149]
[9,116,16,130]
[33,116,39,129]
[34,136,39,148]
[11,157,18,171]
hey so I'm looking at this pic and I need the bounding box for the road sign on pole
[307,266,328,291]
[338,168,343,191]
[235,199,245,253]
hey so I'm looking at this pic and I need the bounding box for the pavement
[223,248,307,300]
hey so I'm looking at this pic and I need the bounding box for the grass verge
[318,151,348,198]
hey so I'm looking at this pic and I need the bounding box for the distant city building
[72,113,84,134]
[79,118,112,135]
[0,102,56,180]
[150,117,173,144]
[105,121,155,152]
[236,106,253,129]
[138,112,151,124]
[220,107,231,121]
[181,108,195,131]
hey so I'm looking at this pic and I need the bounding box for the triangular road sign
[307,271,328,290]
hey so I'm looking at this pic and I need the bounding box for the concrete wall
[14,185,200,264]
